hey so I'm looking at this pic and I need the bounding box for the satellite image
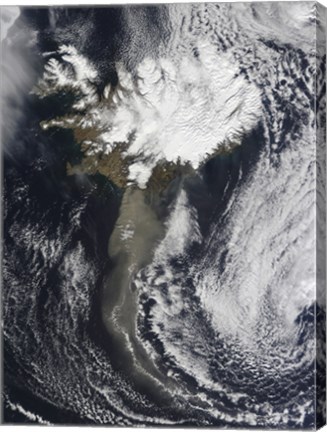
[1,2,326,428]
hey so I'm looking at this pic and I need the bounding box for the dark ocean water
[3,105,316,426]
